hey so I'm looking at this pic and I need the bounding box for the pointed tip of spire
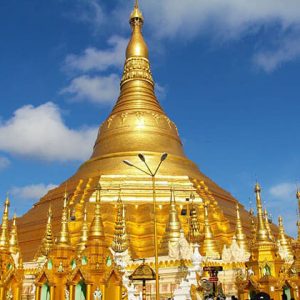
[278,215,283,224]
[130,0,143,22]
[5,193,10,206]
[254,182,261,193]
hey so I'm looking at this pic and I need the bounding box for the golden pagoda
[1,1,299,299]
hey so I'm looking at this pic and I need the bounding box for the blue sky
[0,0,300,236]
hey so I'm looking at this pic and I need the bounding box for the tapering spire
[235,204,250,254]
[202,203,219,259]
[0,195,10,251]
[160,189,182,253]
[88,185,105,240]
[9,213,20,255]
[56,192,71,247]
[189,205,201,244]
[167,189,181,242]
[278,216,293,259]
[77,205,89,254]
[263,208,274,242]
[254,183,269,243]
[38,205,54,257]
[111,195,129,253]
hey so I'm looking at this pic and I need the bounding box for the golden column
[124,152,168,300]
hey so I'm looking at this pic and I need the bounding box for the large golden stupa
[18,1,258,261]
[17,1,253,263]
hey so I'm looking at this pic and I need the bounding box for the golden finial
[77,205,89,254]
[202,203,219,259]
[235,203,250,254]
[9,213,20,255]
[88,185,105,240]
[278,216,293,259]
[0,195,10,251]
[111,194,129,253]
[56,192,71,247]
[125,0,149,62]
[263,208,274,242]
[296,189,300,200]
[130,0,144,25]
[254,183,269,243]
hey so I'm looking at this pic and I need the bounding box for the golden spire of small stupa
[254,183,269,243]
[263,208,274,241]
[0,195,10,251]
[235,203,249,254]
[278,216,293,258]
[167,189,181,242]
[160,189,181,253]
[111,194,129,253]
[38,205,54,257]
[202,203,219,259]
[9,213,20,254]
[56,192,71,247]
[77,205,89,254]
[189,205,201,244]
[88,185,105,240]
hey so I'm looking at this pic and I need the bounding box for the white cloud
[267,182,298,236]
[10,183,57,201]
[112,0,300,71]
[269,182,296,200]
[61,74,119,104]
[64,36,127,72]
[70,0,106,29]
[0,102,98,161]
[155,83,166,100]
[138,1,300,39]
[254,35,300,72]
[0,157,10,170]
